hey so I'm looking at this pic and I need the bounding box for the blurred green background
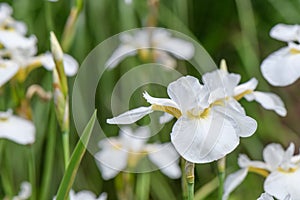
[1,0,300,199]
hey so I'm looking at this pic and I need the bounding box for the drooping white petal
[40,52,79,76]
[245,91,287,117]
[214,102,257,138]
[105,44,137,69]
[261,47,300,86]
[107,106,153,124]
[263,143,285,170]
[159,113,174,124]
[270,24,300,42]
[238,154,269,170]
[0,30,37,51]
[143,91,179,109]
[0,60,19,87]
[234,78,258,97]
[12,181,32,200]
[167,76,209,114]
[94,145,128,180]
[222,168,249,200]
[0,114,35,145]
[257,193,274,200]
[171,110,239,163]
[147,143,181,179]
[264,170,300,200]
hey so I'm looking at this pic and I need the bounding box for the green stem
[185,160,195,200]
[0,141,14,198]
[28,147,36,200]
[181,158,188,200]
[40,105,57,200]
[217,157,226,200]
[194,177,219,200]
[136,173,150,200]
[62,130,70,169]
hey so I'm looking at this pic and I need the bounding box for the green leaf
[55,110,97,200]
[150,172,177,200]
[136,173,150,200]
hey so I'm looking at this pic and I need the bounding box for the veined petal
[0,114,35,145]
[107,106,153,124]
[270,24,300,42]
[143,91,179,108]
[222,168,249,200]
[214,102,257,138]
[261,47,300,86]
[40,52,79,76]
[245,91,287,117]
[234,78,258,97]
[147,143,181,179]
[264,170,300,200]
[95,147,128,180]
[263,143,285,170]
[167,76,209,114]
[0,60,19,87]
[171,110,239,163]
[105,44,137,69]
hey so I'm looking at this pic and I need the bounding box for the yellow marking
[187,108,210,119]
[138,49,151,61]
[290,48,300,55]
[151,104,182,119]
[234,90,253,101]
[248,167,269,177]
[277,167,298,173]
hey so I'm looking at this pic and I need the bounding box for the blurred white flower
[107,75,257,163]
[261,24,300,86]
[257,193,292,200]
[0,60,19,87]
[223,143,300,200]
[54,190,107,200]
[12,181,31,200]
[95,126,181,180]
[0,109,35,145]
[105,28,195,69]
[124,0,132,4]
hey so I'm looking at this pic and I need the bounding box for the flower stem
[185,160,195,200]
[40,105,56,200]
[181,158,188,199]
[0,141,14,198]
[217,157,226,200]
[28,147,36,200]
[62,130,70,169]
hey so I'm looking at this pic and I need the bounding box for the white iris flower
[223,143,300,200]
[105,29,195,69]
[261,24,300,86]
[0,109,35,145]
[54,190,107,200]
[107,74,258,163]
[95,126,181,180]
[12,181,32,200]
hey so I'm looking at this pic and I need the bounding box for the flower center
[187,108,210,119]
[277,166,298,174]
[234,90,253,101]
[290,48,300,55]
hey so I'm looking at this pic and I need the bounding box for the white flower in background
[107,75,257,163]
[95,126,181,180]
[0,109,35,145]
[54,190,107,200]
[0,60,18,87]
[257,193,292,200]
[261,24,300,86]
[223,143,300,200]
[105,28,195,69]
[12,181,31,200]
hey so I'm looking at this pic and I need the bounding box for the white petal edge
[105,44,137,69]
[107,106,153,124]
[0,60,19,87]
[270,24,300,42]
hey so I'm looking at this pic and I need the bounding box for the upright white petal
[0,60,19,87]
[119,126,149,152]
[167,76,208,114]
[147,143,181,179]
[0,113,35,145]
[263,143,285,170]
[261,47,300,86]
[245,91,287,117]
[107,106,153,124]
[40,52,79,76]
[171,110,239,163]
[105,44,137,69]
[95,146,128,180]
[270,24,300,42]
[264,170,300,200]
[222,168,249,200]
